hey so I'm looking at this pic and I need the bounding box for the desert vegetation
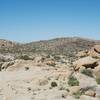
[0,38,100,100]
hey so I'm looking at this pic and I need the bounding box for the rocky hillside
[0,37,99,56]
[0,43,100,100]
[0,39,20,53]
[0,37,100,100]
[23,37,96,55]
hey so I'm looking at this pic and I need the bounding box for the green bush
[19,55,31,60]
[51,81,58,87]
[81,69,93,77]
[68,76,79,86]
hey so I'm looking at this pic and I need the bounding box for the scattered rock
[94,45,100,54]
[88,45,100,58]
[76,50,88,58]
[1,61,15,71]
[46,60,56,67]
[38,78,48,86]
[69,86,80,95]
[85,90,96,97]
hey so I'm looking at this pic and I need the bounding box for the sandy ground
[0,66,73,100]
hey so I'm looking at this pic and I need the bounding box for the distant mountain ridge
[0,37,100,57]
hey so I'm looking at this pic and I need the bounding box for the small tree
[68,76,79,86]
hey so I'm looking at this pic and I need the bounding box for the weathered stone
[68,86,80,95]
[74,73,97,88]
[76,50,88,58]
[85,90,96,97]
[73,56,98,71]
[88,45,100,58]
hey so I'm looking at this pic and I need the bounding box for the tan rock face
[68,86,80,95]
[96,85,100,97]
[88,45,100,58]
[93,61,100,74]
[94,45,100,54]
[1,61,15,71]
[76,50,88,58]
[74,73,97,88]
[73,56,98,71]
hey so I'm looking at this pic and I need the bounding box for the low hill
[0,37,99,57]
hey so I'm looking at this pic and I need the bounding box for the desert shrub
[51,81,57,87]
[68,76,79,86]
[46,55,51,58]
[25,67,29,71]
[92,56,100,59]
[73,90,82,99]
[19,55,31,60]
[81,69,93,77]
[96,78,100,84]
[54,55,61,60]
[61,93,66,98]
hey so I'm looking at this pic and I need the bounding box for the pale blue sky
[0,0,100,42]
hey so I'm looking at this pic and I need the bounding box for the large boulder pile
[88,45,100,58]
[73,56,98,71]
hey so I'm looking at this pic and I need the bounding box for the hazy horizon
[0,0,100,42]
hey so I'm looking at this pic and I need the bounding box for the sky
[0,0,100,42]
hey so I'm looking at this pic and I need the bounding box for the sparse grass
[81,69,93,77]
[68,76,79,86]
[96,78,100,84]
[73,90,82,99]
[81,86,96,92]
